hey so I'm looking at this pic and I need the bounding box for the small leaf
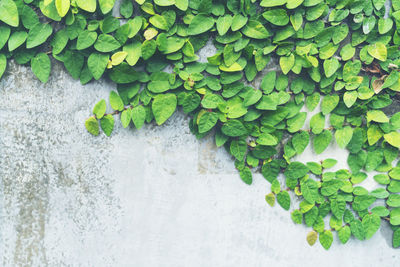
[120,109,131,128]
[368,42,387,61]
[109,91,124,111]
[319,230,333,250]
[31,53,51,83]
[306,231,318,246]
[55,0,70,17]
[93,99,106,119]
[277,191,291,210]
[384,132,400,148]
[0,53,6,79]
[313,130,332,154]
[188,14,214,35]
[265,193,275,207]
[335,126,353,148]
[88,53,109,80]
[131,105,146,129]
[280,54,295,74]
[338,226,351,244]
[85,117,99,136]
[152,93,177,125]
[100,114,115,136]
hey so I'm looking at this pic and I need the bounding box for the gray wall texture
[0,59,400,266]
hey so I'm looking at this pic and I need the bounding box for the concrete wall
[0,60,399,266]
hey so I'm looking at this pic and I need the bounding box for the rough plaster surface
[0,58,400,267]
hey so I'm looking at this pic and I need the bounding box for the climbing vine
[1,0,400,250]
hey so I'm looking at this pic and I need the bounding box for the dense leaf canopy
[2,0,400,250]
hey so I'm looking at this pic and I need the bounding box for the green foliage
[2,0,400,250]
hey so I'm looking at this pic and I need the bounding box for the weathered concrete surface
[0,61,399,267]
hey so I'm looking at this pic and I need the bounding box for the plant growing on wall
[1,0,400,250]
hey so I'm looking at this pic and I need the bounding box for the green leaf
[147,80,170,93]
[188,14,215,35]
[322,158,337,169]
[175,0,188,10]
[301,179,319,204]
[393,228,400,248]
[277,191,291,210]
[109,91,124,111]
[242,20,271,39]
[0,26,10,50]
[335,126,353,149]
[8,31,27,52]
[353,195,376,211]
[85,117,99,136]
[109,63,139,84]
[257,133,278,146]
[323,58,340,78]
[320,179,343,196]
[221,120,247,137]
[198,112,219,133]
[331,199,346,219]
[94,34,121,52]
[51,29,68,55]
[366,110,389,123]
[231,14,248,31]
[93,99,106,119]
[313,130,332,154]
[292,131,309,154]
[99,0,116,14]
[152,93,177,125]
[123,41,142,66]
[350,220,365,240]
[306,231,318,246]
[390,208,400,226]
[216,15,233,36]
[338,226,351,244]
[343,91,357,108]
[31,53,51,83]
[0,53,6,79]
[239,167,252,185]
[100,114,115,136]
[362,213,381,240]
[319,230,333,250]
[310,112,325,134]
[76,0,96,12]
[287,112,306,133]
[284,162,309,180]
[131,105,146,129]
[26,23,53,49]
[0,0,19,27]
[367,42,387,61]
[155,0,175,5]
[321,94,339,115]
[77,30,97,50]
[55,0,70,17]
[260,0,287,7]
[262,9,289,26]
[367,124,383,145]
[88,53,109,80]
[121,109,131,128]
[291,210,303,224]
[280,54,295,75]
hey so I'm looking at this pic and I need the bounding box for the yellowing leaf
[384,132,400,148]
[368,42,387,61]
[55,0,70,17]
[306,231,318,246]
[111,51,128,66]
